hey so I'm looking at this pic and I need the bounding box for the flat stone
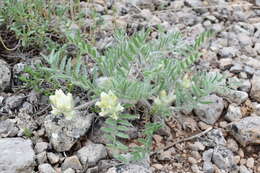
[0,59,11,91]
[218,47,237,58]
[224,104,242,122]
[239,165,251,173]
[44,113,94,152]
[36,152,47,164]
[47,152,60,164]
[238,79,251,93]
[212,146,235,170]
[5,94,26,109]
[77,142,107,167]
[256,0,260,6]
[194,95,224,125]
[203,161,214,173]
[106,164,152,173]
[0,138,35,173]
[250,74,260,102]
[38,163,56,173]
[0,119,18,137]
[35,142,48,153]
[227,116,260,146]
[63,168,75,173]
[62,156,82,170]
[246,158,254,169]
[218,89,248,105]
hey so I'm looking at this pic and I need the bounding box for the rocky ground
[1,0,260,173]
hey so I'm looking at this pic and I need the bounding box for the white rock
[250,74,260,102]
[0,138,35,173]
[0,59,11,91]
[77,142,107,167]
[194,95,224,125]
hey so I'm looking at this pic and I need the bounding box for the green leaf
[120,114,139,120]
[115,141,129,151]
[117,120,133,127]
[101,127,115,134]
[105,118,117,126]
[117,125,129,131]
[116,132,129,139]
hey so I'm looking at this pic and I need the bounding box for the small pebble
[240,158,247,165]
[188,157,197,164]
[246,157,254,169]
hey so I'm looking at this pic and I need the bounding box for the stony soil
[1,0,260,173]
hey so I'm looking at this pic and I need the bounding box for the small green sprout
[49,89,75,120]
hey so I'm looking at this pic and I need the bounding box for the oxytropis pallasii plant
[31,28,227,163]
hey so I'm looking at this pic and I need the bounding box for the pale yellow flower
[95,91,124,120]
[154,90,175,106]
[49,89,75,120]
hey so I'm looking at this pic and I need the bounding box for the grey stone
[185,0,207,13]
[47,152,60,164]
[0,119,18,137]
[5,94,26,109]
[239,165,251,173]
[0,138,35,173]
[227,116,260,146]
[238,79,251,93]
[224,104,242,122]
[98,160,119,173]
[206,129,226,146]
[230,63,243,73]
[62,156,82,170]
[36,152,47,164]
[203,149,214,161]
[219,58,233,70]
[38,163,56,173]
[227,138,239,152]
[194,95,224,125]
[238,34,252,47]
[250,74,260,102]
[244,66,255,75]
[86,166,99,173]
[63,168,75,173]
[256,0,260,6]
[189,141,205,151]
[255,43,260,54]
[44,112,94,152]
[77,142,107,167]
[35,142,48,153]
[218,89,248,105]
[246,158,254,169]
[203,161,214,173]
[19,102,34,114]
[242,56,260,70]
[0,59,11,91]
[106,164,152,173]
[218,47,237,58]
[212,146,235,170]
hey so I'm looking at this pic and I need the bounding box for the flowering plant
[49,89,75,120]
[95,90,124,120]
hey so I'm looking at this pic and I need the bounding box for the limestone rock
[44,112,94,152]
[77,142,107,167]
[0,59,11,91]
[0,138,35,173]
[106,164,152,173]
[194,94,224,125]
[250,74,260,102]
[227,116,260,146]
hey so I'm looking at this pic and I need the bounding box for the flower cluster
[154,90,175,106]
[49,89,75,120]
[95,90,124,120]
